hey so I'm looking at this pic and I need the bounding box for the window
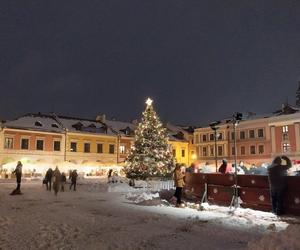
[109,144,115,154]
[70,142,77,152]
[258,145,264,154]
[51,123,59,128]
[21,138,29,150]
[35,121,42,127]
[97,143,103,153]
[282,126,288,133]
[4,137,13,149]
[258,129,264,138]
[218,133,223,140]
[283,143,291,152]
[231,132,235,140]
[210,146,214,156]
[173,149,176,157]
[282,133,289,141]
[250,145,256,154]
[120,145,125,154]
[36,139,44,150]
[209,134,214,141]
[241,146,245,155]
[249,130,255,138]
[53,141,61,151]
[84,143,90,153]
[202,134,207,142]
[181,149,185,157]
[218,145,223,156]
[202,147,207,157]
[232,146,235,155]
[240,131,246,140]
[191,138,194,144]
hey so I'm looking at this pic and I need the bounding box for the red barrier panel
[184,173,206,200]
[207,185,234,206]
[237,175,269,188]
[184,173,300,215]
[206,173,235,186]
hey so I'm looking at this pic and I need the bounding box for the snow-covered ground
[0,179,299,250]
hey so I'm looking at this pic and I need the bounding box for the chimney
[96,114,106,123]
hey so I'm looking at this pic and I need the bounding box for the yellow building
[58,116,118,165]
[166,123,195,166]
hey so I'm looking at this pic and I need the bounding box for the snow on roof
[57,115,115,135]
[105,119,136,136]
[3,113,64,133]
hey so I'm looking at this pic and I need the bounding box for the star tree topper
[146,97,153,106]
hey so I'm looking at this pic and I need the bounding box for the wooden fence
[184,173,300,215]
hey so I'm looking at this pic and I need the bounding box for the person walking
[10,161,23,195]
[52,167,61,196]
[61,172,67,192]
[69,170,78,191]
[45,168,53,191]
[173,164,185,208]
[267,155,292,216]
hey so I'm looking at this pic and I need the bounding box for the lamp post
[210,121,221,172]
[232,112,243,208]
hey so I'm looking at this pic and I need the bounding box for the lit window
[282,126,288,133]
[283,143,291,152]
[4,137,13,149]
[120,145,126,154]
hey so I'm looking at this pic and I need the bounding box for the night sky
[1,1,300,126]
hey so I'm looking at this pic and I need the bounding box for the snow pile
[248,224,300,250]
[126,192,160,204]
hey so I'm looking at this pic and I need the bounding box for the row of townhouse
[0,113,194,174]
[194,104,300,166]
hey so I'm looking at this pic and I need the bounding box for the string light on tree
[124,97,175,180]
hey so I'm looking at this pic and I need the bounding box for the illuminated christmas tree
[124,98,175,180]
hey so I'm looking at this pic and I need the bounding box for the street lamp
[209,121,221,172]
[232,112,243,208]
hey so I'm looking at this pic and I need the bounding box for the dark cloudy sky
[1,1,300,125]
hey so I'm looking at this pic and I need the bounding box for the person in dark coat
[69,170,78,191]
[218,159,232,174]
[11,161,23,195]
[45,168,53,191]
[267,155,292,216]
[61,172,67,192]
[107,169,113,183]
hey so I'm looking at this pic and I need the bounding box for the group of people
[44,168,78,195]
